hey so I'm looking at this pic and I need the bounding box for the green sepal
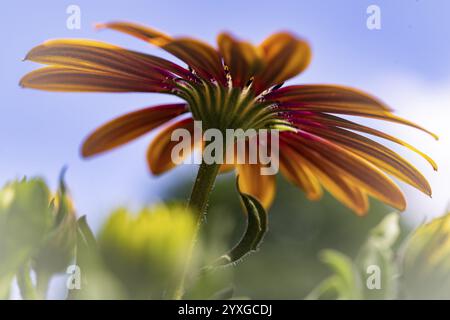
[210,176,268,267]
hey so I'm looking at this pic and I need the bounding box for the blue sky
[1,0,449,230]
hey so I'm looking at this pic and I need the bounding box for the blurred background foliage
[169,173,411,299]
[1,172,450,300]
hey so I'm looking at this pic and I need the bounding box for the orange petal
[82,103,188,157]
[282,131,406,211]
[236,163,276,210]
[266,84,392,112]
[147,117,199,175]
[253,32,311,93]
[20,66,169,92]
[24,39,192,80]
[163,38,227,84]
[352,112,438,140]
[96,21,226,84]
[293,119,432,196]
[295,112,437,170]
[95,21,171,45]
[219,163,235,174]
[217,32,263,88]
[306,158,369,216]
[280,138,368,215]
[294,109,437,140]
[268,85,437,139]
[279,144,322,201]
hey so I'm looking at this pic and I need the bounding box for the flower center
[175,80,290,133]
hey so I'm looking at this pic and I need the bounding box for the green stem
[17,262,37,300]
[172,161,220,300]
[35,271,50,300]
[188,162,221,213]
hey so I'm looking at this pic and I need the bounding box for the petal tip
[147,161,163,176]
[80,140,97,159]
[18,76,28,88]
[94,22,106,30]
[355,209,368,216]
[396,202,407,212]
[418,180,433,197]
[80,147,92,159]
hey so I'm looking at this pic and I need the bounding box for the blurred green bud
[98,204,196,299]
[307,213,401,300]
[67,216,125,300]
[306,249,363,300]
[402,212,450,299]
[356,213,400,299]
[32,173,77,280]
[0,178,53,294]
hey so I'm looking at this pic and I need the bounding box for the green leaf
[54,166,69,224]
[306,250,362,300]
[209,177,268,267]
[0,178,53,279]
[67,215,98,300]
[307,213,401,300]
[209,286,234,300]
[16,261,37,300]
[0,275,13,299]
[32,168,77,279]
[77,216,97,251]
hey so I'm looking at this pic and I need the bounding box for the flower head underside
[20,21,438,215]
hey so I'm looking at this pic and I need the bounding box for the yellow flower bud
[98,204,196,299]
[402,212,450,299]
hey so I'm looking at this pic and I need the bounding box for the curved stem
[172,161,220,300]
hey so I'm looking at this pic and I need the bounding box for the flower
[20,21,437,215]
[0,175,77,298]
[97,204,196,299]
[401,211,450,299]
